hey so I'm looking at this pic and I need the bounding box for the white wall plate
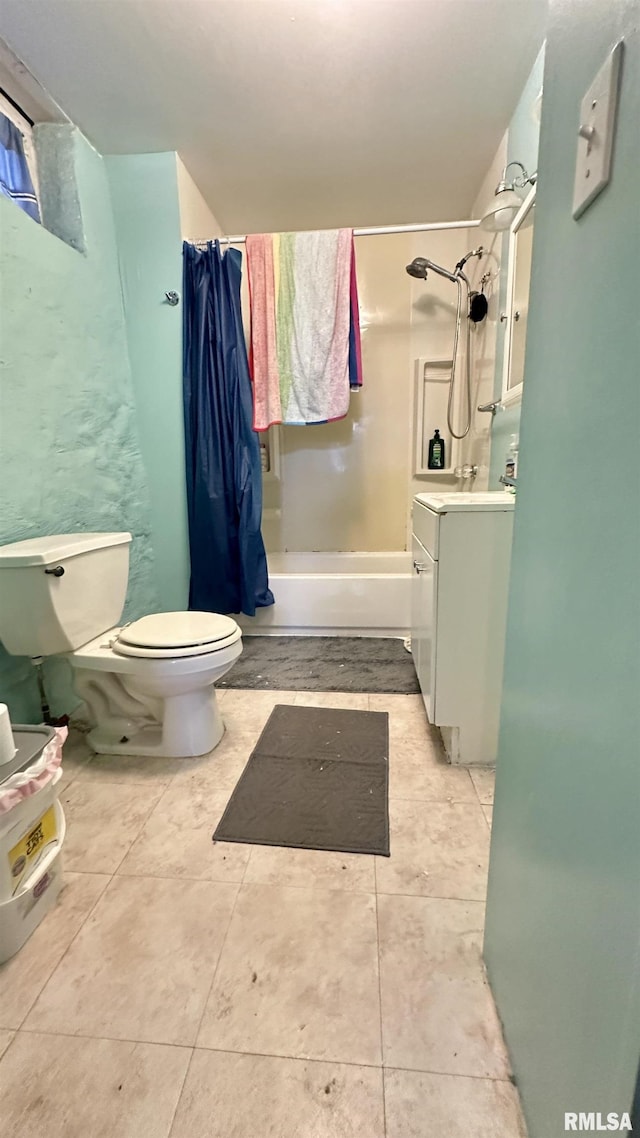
[573,40,624,220]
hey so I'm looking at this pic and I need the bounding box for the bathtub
[238,551,412,637]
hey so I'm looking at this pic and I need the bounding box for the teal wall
[106,154,189,610]
[488,45,545,488]
[484,5,640,1137]
[0,126,158,722]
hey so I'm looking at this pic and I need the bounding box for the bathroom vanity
[411,492,515,766]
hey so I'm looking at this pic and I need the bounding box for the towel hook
[164,290,180,306]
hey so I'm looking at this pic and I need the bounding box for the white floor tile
[24,876,238,1045]
[0,871,110,1029]
[294,691,369,710]
[198,883,381,1065]
[470,767,496,805]
[376,798,490,900]
[170,1049,385,1138]
[7,686,525,1134]
[60,780,163,873]
[378,894,510,1079]
[384,1068,527,1137]
[0,1031,190,1138]
[244,843,376,893]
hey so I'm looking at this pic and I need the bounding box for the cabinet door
[411,534,437,721]
[411,534,423,682]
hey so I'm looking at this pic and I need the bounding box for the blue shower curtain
[0,112,40,222]
[183,241,274,616]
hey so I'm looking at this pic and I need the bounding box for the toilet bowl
[69,612,243,758]
[0,533,244,761]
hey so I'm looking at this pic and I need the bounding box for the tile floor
[0,689,525,1138]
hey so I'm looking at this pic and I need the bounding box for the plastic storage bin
[0,726,66,962]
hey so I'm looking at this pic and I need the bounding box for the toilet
[0,533,242,758]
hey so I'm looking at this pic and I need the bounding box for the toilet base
[86,688,225,759]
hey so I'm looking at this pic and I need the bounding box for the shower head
[405,257,429,279]
[405,256,458,284]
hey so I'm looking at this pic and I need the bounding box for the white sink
[414,491,515,513]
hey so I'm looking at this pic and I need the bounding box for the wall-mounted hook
[165,291,180,307]
[578,123,596,142]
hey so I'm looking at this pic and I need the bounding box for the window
[0,88,40,223]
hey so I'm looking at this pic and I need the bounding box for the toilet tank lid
[0,532,132,567]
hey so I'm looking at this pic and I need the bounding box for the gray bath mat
[218,636,419,694]
[213,704,390,856]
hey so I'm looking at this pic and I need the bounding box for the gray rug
[219,636,419,694]
[213,704,390,856]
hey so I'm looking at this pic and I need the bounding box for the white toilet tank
[0,532,132,656]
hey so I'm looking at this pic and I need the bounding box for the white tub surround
[238,552,412,637]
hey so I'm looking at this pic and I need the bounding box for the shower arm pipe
[498,160,537,191]
[192,219,481,246]
[454,246,484,283]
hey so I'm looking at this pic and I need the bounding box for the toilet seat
[112,611,241,659]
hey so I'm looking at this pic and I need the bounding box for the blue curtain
[183,241,274,617]
[0,112,40,223]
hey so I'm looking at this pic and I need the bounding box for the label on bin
[9,805,58,895]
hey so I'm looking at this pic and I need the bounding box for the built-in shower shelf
[260,425,281,482]
[413,357,461,477]
[415,468,458,477]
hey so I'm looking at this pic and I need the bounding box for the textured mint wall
[484,4,640,1135]
[106,154,189,610]
[0,126,158,722]
[34,124,85,253]
[488,45,545,488]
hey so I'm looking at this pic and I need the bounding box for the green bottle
[428,429,445,470]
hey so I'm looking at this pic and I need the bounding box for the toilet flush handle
[44,565,65,577]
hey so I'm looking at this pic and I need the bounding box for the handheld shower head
[404,246,485,442]
[405,257,430,279]
[406,256,458,284]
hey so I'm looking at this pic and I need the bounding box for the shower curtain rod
[192,219,481,246]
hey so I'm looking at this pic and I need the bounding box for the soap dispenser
[428,429,446,470]
[505,434,519,483]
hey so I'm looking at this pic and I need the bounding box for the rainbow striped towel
[246,229,362,430]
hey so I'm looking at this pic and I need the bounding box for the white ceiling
[0,0,547,232]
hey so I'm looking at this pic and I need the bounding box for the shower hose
[447,277,473,440]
